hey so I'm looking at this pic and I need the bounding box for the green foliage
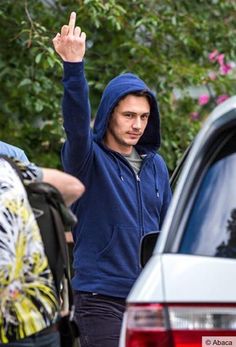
[1,0,236,171]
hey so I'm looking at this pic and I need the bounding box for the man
[0,158,85,346]
[53,12,172,347]
[0,140,29,163]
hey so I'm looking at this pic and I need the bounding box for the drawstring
[117,160,124,181]
[110,151,160,193]
[153,163,159,198]
[99,142,125,181]
[111,153,124,181]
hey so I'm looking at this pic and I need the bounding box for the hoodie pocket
[97,225,140,280]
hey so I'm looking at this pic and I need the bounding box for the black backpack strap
[50,206,75,314]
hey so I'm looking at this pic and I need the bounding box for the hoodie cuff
[63,61,84,79]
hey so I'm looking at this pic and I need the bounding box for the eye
[124,113,133,119]
[141,114,149,121]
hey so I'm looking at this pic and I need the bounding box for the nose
[132,117,141,130]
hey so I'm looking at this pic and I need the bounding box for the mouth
[127,133,141,137]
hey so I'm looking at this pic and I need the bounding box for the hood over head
[93,73,161,152]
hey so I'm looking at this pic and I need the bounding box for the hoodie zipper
[135,172,144,236]
[117,153,152,238]
[135,156,151,237]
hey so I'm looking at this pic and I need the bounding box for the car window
[179,136,236,258]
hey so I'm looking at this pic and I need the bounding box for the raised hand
[52,12,86,62]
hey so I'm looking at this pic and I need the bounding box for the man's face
[104,94,150,154]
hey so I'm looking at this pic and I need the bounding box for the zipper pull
[136,174,140,182]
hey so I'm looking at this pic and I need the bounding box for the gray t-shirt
[123,148,143,175]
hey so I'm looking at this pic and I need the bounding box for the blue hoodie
[62,62,172,298]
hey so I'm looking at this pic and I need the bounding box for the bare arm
[52,12,86,62]
[42,168,85,206]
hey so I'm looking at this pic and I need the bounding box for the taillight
[125,303,236,347]
[125,303,172,347]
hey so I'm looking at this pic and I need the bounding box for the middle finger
[68,12,76,36]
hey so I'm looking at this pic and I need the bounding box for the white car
[119,96,236,347]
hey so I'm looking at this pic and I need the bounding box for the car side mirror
[140,232,159,268]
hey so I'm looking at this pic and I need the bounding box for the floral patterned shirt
[0,158,59,343]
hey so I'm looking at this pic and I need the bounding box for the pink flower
[216,94,229,105]
[198,94,210,106]
[208,71,217,80]
[208,49,219,62]
[216,53,225,66]
[190,112,200,120]
[219,63,232,75]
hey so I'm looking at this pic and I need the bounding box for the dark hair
[116,90,152,108]
[108,91,152,122]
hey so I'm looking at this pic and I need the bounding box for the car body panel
[162,254,236,302]
[129,254,236,303]
[128,254,164,302]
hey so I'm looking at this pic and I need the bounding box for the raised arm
[53,12,92,178]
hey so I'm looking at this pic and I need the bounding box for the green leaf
[35,52,43,64]
[18,79,32,87]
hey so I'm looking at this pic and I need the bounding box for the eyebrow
[122,111,150,116]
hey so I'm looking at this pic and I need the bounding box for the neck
[103,137,133,155]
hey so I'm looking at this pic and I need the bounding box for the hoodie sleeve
[61,62,93,177]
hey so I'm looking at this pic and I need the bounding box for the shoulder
[154,152,168,167]
[0,156,41,185]
[153,153,170,176]
[13,160,42,184]
[0,141,29,163]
